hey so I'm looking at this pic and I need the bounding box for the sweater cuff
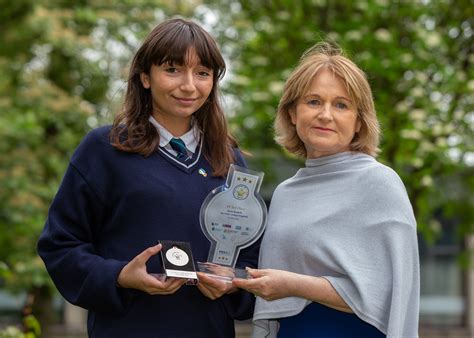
[80,259,136,314]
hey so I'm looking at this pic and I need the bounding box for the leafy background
[0,0,472,335]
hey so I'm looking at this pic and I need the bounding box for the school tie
[169,138,188,159]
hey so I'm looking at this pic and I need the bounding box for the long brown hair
[110,18,237,176]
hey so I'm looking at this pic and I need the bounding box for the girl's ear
[140,73,151,89]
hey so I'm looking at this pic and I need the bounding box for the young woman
[38,18,259,338]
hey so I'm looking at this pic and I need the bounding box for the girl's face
[140,48,214,136]
[290,68,361,159]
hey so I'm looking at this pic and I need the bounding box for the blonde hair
[274,42,380,158]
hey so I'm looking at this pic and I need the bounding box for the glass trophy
[198,164,267,282]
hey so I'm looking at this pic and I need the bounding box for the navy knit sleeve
[37,163,134,314]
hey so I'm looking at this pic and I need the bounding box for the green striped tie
[169,138,187,159]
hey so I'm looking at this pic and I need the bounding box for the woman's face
[140,48,213,136]
[290,68,361,159]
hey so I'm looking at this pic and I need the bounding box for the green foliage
[0,261,10,281]
[0,0,204,327]
[23,315,41,338]
[0,326,25,338]
[0,314,41,338]
[0,0,212,330]
[0,0,472,331]
[204,0,474,243]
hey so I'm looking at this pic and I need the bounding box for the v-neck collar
[158,138,204,173]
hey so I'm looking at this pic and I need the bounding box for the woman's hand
[232,268,299,301]
[233,268,353,312]
[117,243,186,295]
[196,272,237,300]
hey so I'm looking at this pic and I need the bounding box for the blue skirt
[277,302,385,338]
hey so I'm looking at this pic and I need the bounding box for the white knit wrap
[252,152,420,338]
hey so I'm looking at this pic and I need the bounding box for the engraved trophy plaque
[198,164,267,281]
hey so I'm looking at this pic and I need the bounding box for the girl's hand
[117,244,186,295]
[196,272,237,299]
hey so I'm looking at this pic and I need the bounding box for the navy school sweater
[37,126,260,338]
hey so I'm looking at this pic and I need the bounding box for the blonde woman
[234,43,419,338]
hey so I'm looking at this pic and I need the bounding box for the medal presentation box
[159,240,198,285]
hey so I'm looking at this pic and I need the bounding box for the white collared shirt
[148,116,200,157]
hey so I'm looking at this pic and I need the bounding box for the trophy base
[197,262,248,283]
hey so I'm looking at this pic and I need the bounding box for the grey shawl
[252,152,419,338]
